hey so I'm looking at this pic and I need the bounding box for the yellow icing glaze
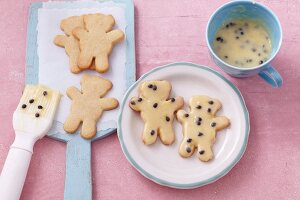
[177,96,230,162]
[129,80,184,145]
[213,19,272,68]
[18,85,61,118]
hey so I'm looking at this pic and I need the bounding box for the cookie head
[189,96,222,115]
[60,16,84,36]
[80,75,112,97]
[140,80,171,101]
[84,14,115,32]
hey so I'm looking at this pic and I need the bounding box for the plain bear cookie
[54,16,86,73]
[129,80,184,145]
[63,75,119,139]
[73,14,125,73]
[53,13,118,74]
[177,96,230,162]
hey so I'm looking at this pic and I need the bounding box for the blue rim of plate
[117,62,250,189]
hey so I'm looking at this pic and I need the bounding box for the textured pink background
[0,0,299,199]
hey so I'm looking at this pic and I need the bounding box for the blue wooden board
[26,1,135,200]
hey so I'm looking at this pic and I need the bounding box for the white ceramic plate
[118,62,249,189]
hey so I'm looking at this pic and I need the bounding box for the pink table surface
[0,0,299,199]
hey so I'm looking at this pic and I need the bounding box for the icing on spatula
[0,84,60,200]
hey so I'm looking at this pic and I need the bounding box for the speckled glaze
[206,0,283,87]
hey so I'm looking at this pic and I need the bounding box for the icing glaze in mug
[206,0,283,87]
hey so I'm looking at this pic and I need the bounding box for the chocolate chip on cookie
[186,147,192,153]
[198,132,203,136]
[199,150,205,155]
[166,116,170,122]
[211,122,217,127]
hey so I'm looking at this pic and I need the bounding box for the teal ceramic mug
[206,0,283,87]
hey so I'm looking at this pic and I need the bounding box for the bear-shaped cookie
[54,14,115,73]
[73,14,124,73]
[64,75,119,139]
[177,96,230,162]
[129,80,184,145]
[54,16,85,73]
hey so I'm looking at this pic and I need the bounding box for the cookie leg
[158,124,175,145]
[95,54,109,73]
[69,54,81,73]
[64,115,81,133]
[179,138,195,158]
[81,118,97,139]
[142,123,158,145]
[196,145,213,162]
[78,51,93,69]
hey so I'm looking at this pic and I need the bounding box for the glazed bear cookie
[129,80,184,145]
[64,74,119,139]
[177,96,230,162]
[73,14,125,73]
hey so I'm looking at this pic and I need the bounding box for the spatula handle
[0,132,35,200]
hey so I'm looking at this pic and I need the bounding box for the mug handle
[258,65,283,88]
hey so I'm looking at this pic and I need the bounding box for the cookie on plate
[177,96,230,162]
[129,80,184,145]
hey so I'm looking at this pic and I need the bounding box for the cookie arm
[54,35,68,47]
[129,97,144,112]
[66,86,81,100]
[72,27,87,40]
[168,96,184,111]
[99,98,119,111]
[107,29,125,44]
[176,110,188,123]
[211,116,230,131]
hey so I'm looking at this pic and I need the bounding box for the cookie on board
[73,14,124,73]
[54,16,85,73]
[64,75,119,139]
